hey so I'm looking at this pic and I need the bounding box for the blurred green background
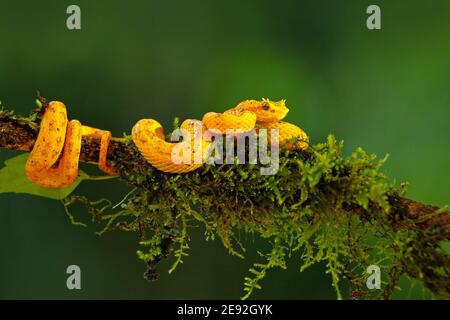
[0,0,449,299]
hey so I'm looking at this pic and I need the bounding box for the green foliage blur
[0,0,449,299]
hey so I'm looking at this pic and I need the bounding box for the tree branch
[0,110,449,238]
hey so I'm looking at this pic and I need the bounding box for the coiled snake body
[26,99,308,188]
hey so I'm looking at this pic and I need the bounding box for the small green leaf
[0,154,86,200]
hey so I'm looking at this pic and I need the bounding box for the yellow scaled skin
[257,121,309,151]
[132,118,211,174]
[202,109,256,134]
[25,101,116,188]
[132,98,309,174]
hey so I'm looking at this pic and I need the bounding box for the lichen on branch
[0,104,449,300]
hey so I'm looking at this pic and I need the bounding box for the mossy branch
[1,105,449,299]
[1,109,448,234]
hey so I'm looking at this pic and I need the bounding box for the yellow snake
[25,101,115,188]
[25,99,308,188]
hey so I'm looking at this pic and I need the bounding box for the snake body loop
[132,118,211,174]
[25,101,115,188]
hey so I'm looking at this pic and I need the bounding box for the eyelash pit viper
[25,99,308,188]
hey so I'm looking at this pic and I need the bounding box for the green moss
[64,134,450,300]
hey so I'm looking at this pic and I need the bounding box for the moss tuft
[64,134,450,299]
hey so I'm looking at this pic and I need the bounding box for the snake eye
[262,104,270,111]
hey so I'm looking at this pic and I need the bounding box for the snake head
[232,98,289,123]
[263,98,288,111]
